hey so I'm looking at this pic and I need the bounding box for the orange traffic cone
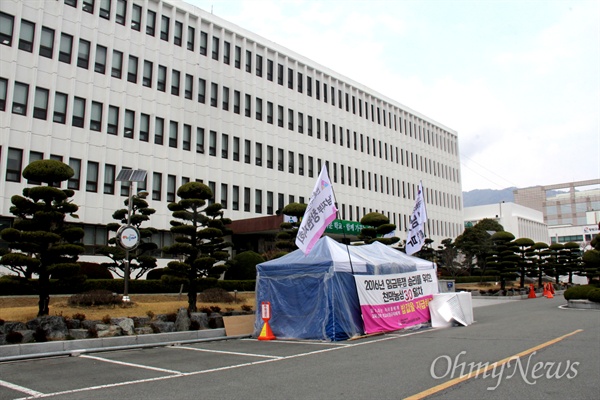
[258,320,276,341]
[549,283,555,295]
[528,284,537,299]
[543,282,549,297]
[546,283,554,299]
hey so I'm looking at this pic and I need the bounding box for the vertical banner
[295,165,338,255]
[406,181,428,255]
[354,271,439,334]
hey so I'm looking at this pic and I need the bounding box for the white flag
[295,165,338,255]
[405,181,428,255]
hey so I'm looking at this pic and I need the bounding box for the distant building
[513,179,600,247]
[463,202,548,243]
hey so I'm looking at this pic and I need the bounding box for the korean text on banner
[295,165,338,255]
[405,181,428,255]
[354,271,439,334]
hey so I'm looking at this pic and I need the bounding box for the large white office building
[0,0,463,259]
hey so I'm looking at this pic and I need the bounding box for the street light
[115,168,147,302]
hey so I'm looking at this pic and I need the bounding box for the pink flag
[295,165,338,255]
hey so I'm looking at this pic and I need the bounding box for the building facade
[0,0,463,260]
[463,202,548,243]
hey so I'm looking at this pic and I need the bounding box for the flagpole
[329,182,355,275]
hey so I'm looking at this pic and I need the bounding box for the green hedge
[0,277,256,296]
[587,288,600,303]
[441,276,500,283]
[564,285,597,301]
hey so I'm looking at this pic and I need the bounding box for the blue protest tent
[254,236,430,341]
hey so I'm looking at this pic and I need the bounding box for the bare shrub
[69,290,122,307]
[198,288,235,303]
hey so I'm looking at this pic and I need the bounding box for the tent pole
[330,182,354,275]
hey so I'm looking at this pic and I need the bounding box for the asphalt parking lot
[1,295,598,400]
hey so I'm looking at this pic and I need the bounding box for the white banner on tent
[354,270,439,334]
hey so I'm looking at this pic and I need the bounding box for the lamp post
[116,169,147,302]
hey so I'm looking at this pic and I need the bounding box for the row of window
[2,147,461,238]
[0,77,460,183]
[0,4,458,156]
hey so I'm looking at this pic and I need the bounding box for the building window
[245,50,251,72]
[111,49,123,78]
[233,90,240,114]
[222,86,229,110]
[127,55,138,83]
[232,137,240,161]
[277,105,283,127]
[155,117,164,145]
[277,148,284,171]
[200,31,207,55]
[297,72,303,93]
[244,187,250,212]
[6,148,23,183]
[210,82,218,107]
[287,68,293,89]
[266,191,273,214]
[185,74,193,99]
[33,87,49,120]
[277,63,284,85]
[232,185,239,210]
[267,59,273,81]
[223,41,230,64]
[18,20,35,52]
[116,0,126,25]
[198,78,205,103]
[140,113,149,142]
[244,139,251,164]
[288,109,294,130]
[86,161,99,192]
[77,39,91,69]
[267,145,273,169]
[196,127,205,153]
[146,10,156,36]
[152,172,162,200]
[308,156,314,177]
[299,154,304,176]
[256,54,263,76]
[255,189,262,213]
[288,151,294,173]
[166,174,176,202]
[169,120,178,148]
[187,26,195,50]
[53,92,67,123]
[131,3,141,31]
[221,133,229,158]
[0,78,7,111]
[244,94,251,117]
[39,27,55,58]
[255,142,262,166]
[267,101,273,124]
[160,15,169,41]
[212,36,219,60]
[99,0,111,19]
[68,158,81,190]
[0,12,14,46]
[95,45,107,74]
[234,45,241,68]
[183,124,191,151]
[107,105,118,135]
[255,97,263,120]
[298,112,303,133]
[143,60,152,87]
[220,183,228,209]
[104,164,116,194]
[157,65,166,92]
[90,101,102,131]
[171,70,180,96]
[59,33,73,63]
[82,0,94,14]
[209,130,217,156]
[12,82,29,115]
[124,109,134,138]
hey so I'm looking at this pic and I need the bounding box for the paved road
[0,296,598,400]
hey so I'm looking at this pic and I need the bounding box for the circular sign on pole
[117,225,140,250]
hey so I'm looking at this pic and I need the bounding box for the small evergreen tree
[513,238,535,288]
[0,160,84,316]
[274,202,306,254]
[163,182,232,312]
[98,191,158,279]
[357,212,400,246]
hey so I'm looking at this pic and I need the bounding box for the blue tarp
[254,236,434,341]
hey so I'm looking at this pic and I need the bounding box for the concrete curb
[0,329,252,362]
[567,300,600,310]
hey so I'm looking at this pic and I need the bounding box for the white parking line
[0,379,43,397]
[169,345,284,359]
[80,354,183,375]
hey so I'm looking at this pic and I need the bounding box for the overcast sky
[183,0,599,192]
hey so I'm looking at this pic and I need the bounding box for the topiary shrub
[146,268,168,280]
[564,285,597,301]
[79,262,113,279]
[587,288,600,303]
[69,290,122,306]
[198,287,234,303]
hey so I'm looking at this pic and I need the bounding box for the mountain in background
[462,187,516,207]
